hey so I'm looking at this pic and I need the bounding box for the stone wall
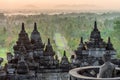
[37,72,70,80]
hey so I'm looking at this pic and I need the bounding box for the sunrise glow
[0,0,120,10]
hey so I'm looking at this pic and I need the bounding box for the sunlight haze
[0,0,120,11]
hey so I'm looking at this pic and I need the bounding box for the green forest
[0,12,120,63]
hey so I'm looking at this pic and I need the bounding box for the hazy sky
[0,0,120,10]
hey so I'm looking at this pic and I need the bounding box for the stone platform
[69,66,120,80]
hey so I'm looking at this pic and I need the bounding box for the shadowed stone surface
[69,66,120,80]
